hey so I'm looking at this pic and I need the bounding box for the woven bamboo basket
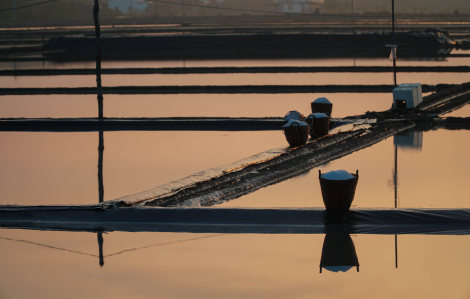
[306,115,330,138]
[283,122,309,147]
[319,170,359,211]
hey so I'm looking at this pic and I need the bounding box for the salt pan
[282,119,308,128]
[308,113,328,119]
[313,97,332,104]
[321,170,355,180]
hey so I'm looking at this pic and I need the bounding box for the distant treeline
[0,0,468,21]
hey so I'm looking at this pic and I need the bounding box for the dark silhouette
[320,230,360,273]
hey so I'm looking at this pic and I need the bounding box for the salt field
[1,10,470,298]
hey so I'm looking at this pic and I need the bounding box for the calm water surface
[0,229,469,299]
[0,131,283,205]
[1,57,470,298]
[219,129,470,209]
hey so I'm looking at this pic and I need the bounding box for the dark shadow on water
[320,228,359,273]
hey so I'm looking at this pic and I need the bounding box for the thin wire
[0,236,98,257]
[0,0,58,12]
[149,0,390,19]
[105,234,223,257]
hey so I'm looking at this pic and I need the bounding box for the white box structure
[392,83,423,109]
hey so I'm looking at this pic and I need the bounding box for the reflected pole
[97,131,104,267]
[98,232,104,267]
[98,131,104,203]
[394,144,398,268]
[394,144,397,208]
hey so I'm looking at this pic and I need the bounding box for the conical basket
[283,122,309,147]
[306,115,330,138]
[319,170,359,210]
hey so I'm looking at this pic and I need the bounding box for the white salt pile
[321,170,354,180]
[284,110,302,122]
[313,97,332,104]
[282,119,308,128]
[308,113,328,119]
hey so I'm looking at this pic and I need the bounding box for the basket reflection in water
[320,231,360,273]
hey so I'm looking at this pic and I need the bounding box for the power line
[0,236,98,258]
[149,0,387,18]
[0,0,58,13]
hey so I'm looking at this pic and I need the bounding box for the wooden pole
[12,0,17,21]
[93,0,104,119]
[392,0,397,87]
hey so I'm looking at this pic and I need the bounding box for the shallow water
[0,131,283,205]
[0,72,467,88]
[0,93,392,118]
[1,229,470,299]
[219,128,470,209]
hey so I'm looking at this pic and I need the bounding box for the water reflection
[319,230,359,273]
[98,131,104,203]
[97,131,105,266]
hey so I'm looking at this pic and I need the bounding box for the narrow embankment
[0,205,469,235]
[141,120,414,207]
[1,66,469,76]
[0,84,440,95]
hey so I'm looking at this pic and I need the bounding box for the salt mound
[284,110,302,121]
[308,113,328,119]
[313,97,332,104]
[282,119,308,128]
[321,170,354,180]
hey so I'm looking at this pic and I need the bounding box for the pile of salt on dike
[282,119,309,147]
[321,170,355,180]
[319,170,359,211]
[284,110,303,122]
[307,112,330,137]
[312,97,333,117]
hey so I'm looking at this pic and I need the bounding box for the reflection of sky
[1,231,469,299]
[0,72,467,89]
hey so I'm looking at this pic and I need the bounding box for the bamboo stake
[93,0,103,119]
